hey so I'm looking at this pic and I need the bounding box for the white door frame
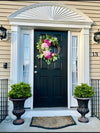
[9,26,90,109]
[8,2,92,117]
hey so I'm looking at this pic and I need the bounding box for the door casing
[10,26,90,111]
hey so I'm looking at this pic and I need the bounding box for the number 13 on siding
[92,52,98,57]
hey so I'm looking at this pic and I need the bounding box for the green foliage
[7,82,32,99]
[74,83,95,98]
[51,36,58,46]
[53,56,58,62]
[46,34,50,40]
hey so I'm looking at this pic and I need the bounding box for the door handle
[34,71,37,74]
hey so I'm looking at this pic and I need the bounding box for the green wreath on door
[37,34,60,65]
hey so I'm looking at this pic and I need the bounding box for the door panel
[34,30,67,107]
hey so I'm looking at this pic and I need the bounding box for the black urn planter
[75,97,90,123]
[10,98,27,125]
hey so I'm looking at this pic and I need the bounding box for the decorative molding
[9,21,92,29]
[8,2,93,27]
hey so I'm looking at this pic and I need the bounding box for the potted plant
[7,82,32,125]
[74,83,95,123]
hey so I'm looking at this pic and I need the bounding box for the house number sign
[92,52,98,57]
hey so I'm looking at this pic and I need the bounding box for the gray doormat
[30,116,76,129]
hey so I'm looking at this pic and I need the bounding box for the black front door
[34,30,67,107]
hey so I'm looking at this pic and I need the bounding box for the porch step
[22,107,91,118]
[9,107,91,119]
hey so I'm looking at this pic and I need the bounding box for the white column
[80,28,90,85]
[10,26,22,85]
[79,28,91,116]
[9,26,22,118]
[10,26,17,85]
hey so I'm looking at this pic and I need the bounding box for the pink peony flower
[46,55,51,60]
[41,43,49,49]
[43,51,51,57]
[44,39,51,46]
[44,39,48,43]
[50,52,52,56]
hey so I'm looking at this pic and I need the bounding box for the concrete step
[9,107,91,119]
[22,107,91,118]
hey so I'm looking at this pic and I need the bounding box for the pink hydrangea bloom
[43,51,51,57]
[43,51,53,60]
[44,39,51,46]
[41,43,49,49]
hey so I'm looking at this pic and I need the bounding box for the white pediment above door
[8,2,93,28]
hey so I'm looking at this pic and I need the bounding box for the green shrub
[74,83,95,98]
[7,82,32,99]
